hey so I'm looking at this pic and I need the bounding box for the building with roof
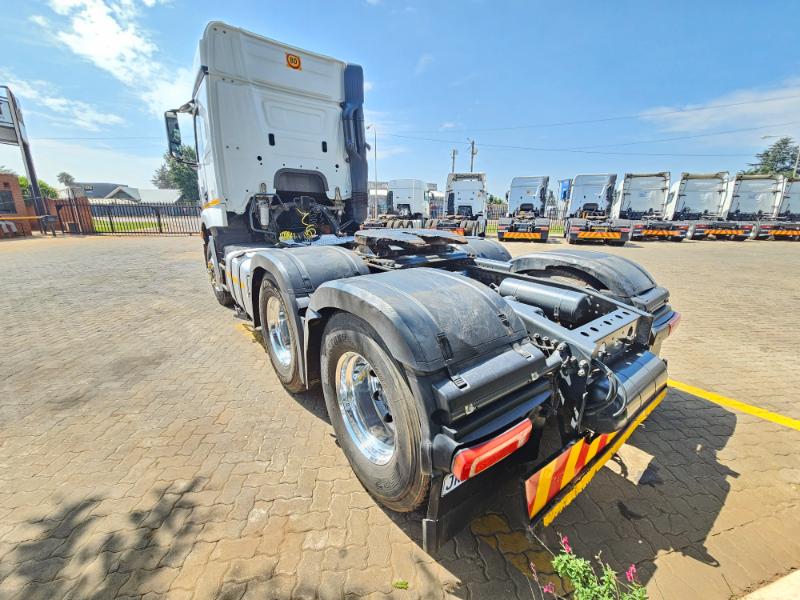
[105,186,183,204]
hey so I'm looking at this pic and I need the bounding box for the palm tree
[57,171,75,186]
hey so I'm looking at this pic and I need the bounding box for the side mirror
[164,110,182,158]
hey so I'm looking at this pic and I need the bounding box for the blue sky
[2,0,800,195]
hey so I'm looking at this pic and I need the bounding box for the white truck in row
[611,172,688,241]
[561,174,631,245]
[497,176,551,242]
[165,21,679,551]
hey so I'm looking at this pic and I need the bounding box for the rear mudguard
[459,237,511,262]
[246,246,369,386]
[508,249,660,301]
[306,267,529,373]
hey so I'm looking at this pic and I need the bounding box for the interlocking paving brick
[1,235,798,599]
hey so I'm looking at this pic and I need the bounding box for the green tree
[744,137,799,176]
[0,165,17,175]
[18,176,58,201]
[151,145,199,203]
[487,194,504,205]
[57,171,75,186]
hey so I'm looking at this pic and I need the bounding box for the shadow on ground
[2,479,203,599]
[372,388,738,598]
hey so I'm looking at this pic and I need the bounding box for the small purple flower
[542,582,555,594]
[560,534,572,554]
[626,564,637,582]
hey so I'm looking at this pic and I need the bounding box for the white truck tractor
[562,174,630,245]
[760,177,800,240]
[497,176,551,242]
[719,173,784,240]
[664,172,728,240]
[429,172,487,236]
[166,21,679,551]
[362,178,428,228]
[612,172,687,241]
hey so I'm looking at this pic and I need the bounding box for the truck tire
[206,243,234,307]
[321,312,429,512]
[259,279,304,393]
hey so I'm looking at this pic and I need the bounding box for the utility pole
[367,124,378,217]
[468,139,477,172]
[450,148,457,173]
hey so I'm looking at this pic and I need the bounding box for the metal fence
[53,201,201,235]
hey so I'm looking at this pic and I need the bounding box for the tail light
[570,227,580,232]
[620,228,631,232]
[451,419,533,482]
[667,312,681,335]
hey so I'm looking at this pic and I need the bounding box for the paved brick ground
[0,235,798,599]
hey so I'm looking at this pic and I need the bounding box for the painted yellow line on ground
[669,379,800,432]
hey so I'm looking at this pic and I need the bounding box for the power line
[403,93,800,134]
[384,133,753,157]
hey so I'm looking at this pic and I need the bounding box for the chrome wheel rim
[266,296,292,368]
[335,352,395,465]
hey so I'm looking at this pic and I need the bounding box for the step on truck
[665,172,728,240]
[429,172,487,237]
[497,176,550,242]
[708,174,784,240]
[363,178,428,229]
[612,172,687,241]
[760,177,800,240]
[563,174,630,245]
[166,21,680,551]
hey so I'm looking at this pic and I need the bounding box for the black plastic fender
[248,246,369,386]
[508,249,658,299]
[458,237,511,262]
[306,267,527,373]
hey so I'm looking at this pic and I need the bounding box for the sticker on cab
[286,53,302,70]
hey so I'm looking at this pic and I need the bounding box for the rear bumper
[525,385,667,527]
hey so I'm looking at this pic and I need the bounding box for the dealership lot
[0,235,798,599]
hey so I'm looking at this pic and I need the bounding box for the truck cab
[665,172,729,240]
[563,174,630,245]
[612,172,686,241]
[764,177,800,240]
[431,172,487,236]
[497,176,550,242]
[722,174,783,240]
[363,178,428,228]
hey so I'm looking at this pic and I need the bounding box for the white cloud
[364,80,375,92]
[439,122,461,131]
[640,79,800,145]
[1,69,123,131]
[0,139,160,188]
[32,0,191,117]
[414,53,434,76]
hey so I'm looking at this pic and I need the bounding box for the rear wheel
[321,313,429,512]
[259,279,304,393]
[206,243,234,307]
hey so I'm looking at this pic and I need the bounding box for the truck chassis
[207,226,678,551]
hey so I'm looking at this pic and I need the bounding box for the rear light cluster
[620,228,631,233]
[569,227,581,232]
[667,312,681,335]
[451,419,533,482]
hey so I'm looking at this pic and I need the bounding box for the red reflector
[569,227,580,232]
[668,312,681,335]
[620,228,631,232]
[451,419,533,482]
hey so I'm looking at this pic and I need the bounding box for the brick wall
[0,174,32,235]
